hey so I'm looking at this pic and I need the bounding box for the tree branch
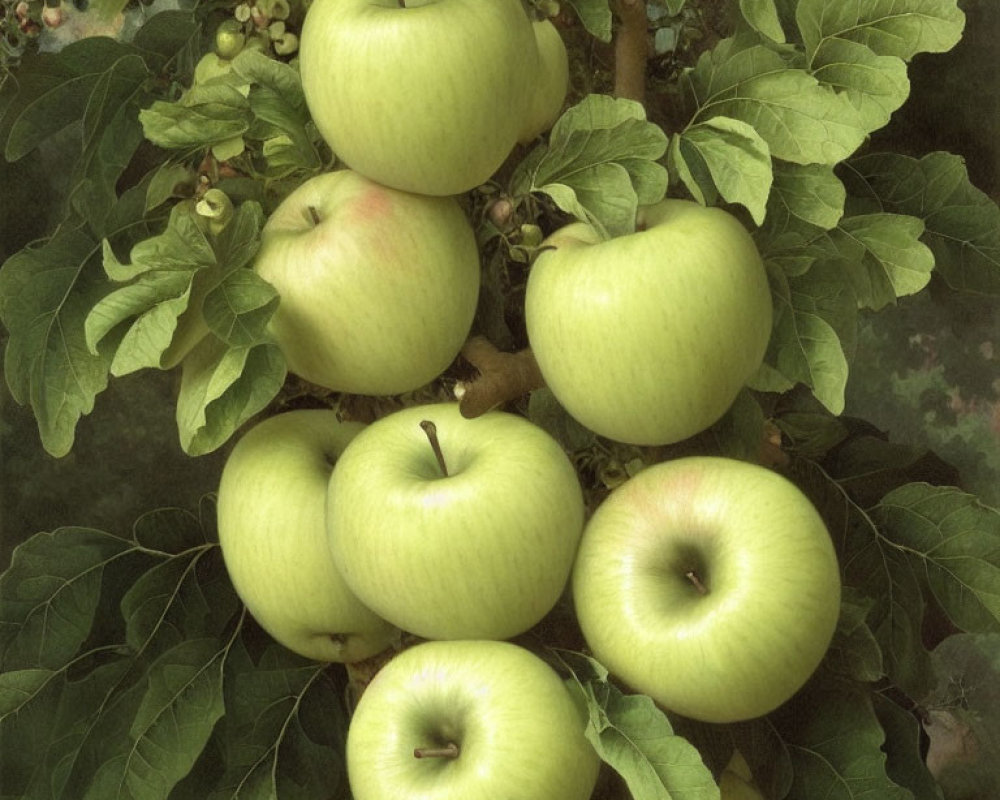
[457,336,546,418]
[613,0,649,104]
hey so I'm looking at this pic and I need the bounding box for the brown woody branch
[457,336,546,418]
[613,0,649,104]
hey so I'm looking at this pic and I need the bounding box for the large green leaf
[796,0,965,62]
[844,151,1000,295]
[0,529,136,672]
[771,678,912,799]
[510,94,668,237]
[668,116,773,224]
[210,641,348,800]
[684,37,868,166]
[555,651,719,800]
[872,484,1000,634]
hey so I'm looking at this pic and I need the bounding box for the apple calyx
[413,742,459,759]
[684,570,709,595]
[419,420,449,477]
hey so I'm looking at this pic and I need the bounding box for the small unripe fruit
[215,19,245,59]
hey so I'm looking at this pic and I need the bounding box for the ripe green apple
[299,0,538,196]
[346,639,600,800]
[572,456,841,723]
[253,169,480,395]
[518,18,570,142]
[326,402,585,640]
[217,410,398,662]
[524,199,773,446]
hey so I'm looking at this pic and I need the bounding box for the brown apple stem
[306,205,321,227]
[457,336,547,418]
[685,570,709,595]
[613,0,649,104]
[414,742,460,759]
[419,420,449,477]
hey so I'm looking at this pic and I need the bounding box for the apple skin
[217,410,398,662]
[326,402,585,640]
[253,170,480,395]
[571,456,841,723]
[346,639,600,800]
[524,199,773,446]
[299,0,538,196]
[519,18,570,142]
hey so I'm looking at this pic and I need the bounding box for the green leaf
[235,50,322,178]
[0,226,112,456]
[754,259,855,414]
[1,40,144,161]
[510,94,668,237]
[555,651,719,800]
[758,163,846,254]
[120,547,237,659]
[771,678,912,799]
[132,501,217,554]
[927,633,1000,792]
[564,0,613,41]
[844,151,1000,295]
[210,641,349,800]
[176,335,286,457]
[790,459,934,698]
[145,164,195,213]
[85,204,214,374]
[684,37,867,165]
[82,638,228,800]
[739,0,786,42]
[796,0,966,62]
[827,588,885,683]
[707,389,767,462]
[0,668,55,720]
[807,38,910,134]
[871,693,945,800]
[139,83,252,151]
[832,213,935,309]
[528,387,598,453]
[668,116,772,224]
[202,267,279,349]
[0,528,135,671]
[872,484,1000,634]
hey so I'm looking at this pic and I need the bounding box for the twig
[613,0,649,103]
[457,336,546,418]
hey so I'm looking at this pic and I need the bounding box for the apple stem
[398,0,405,6]
[419,420,449,478]
[306,205,321,227]
[685,570,709,595]
[414,742,459,759]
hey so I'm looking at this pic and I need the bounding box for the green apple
[525,199,773,446]
[217,410,398,662]
[253,169,480,395]
[572,456,841,723]
[519,18,570,142]
[299,0,538,196]
[326,402,585,640]
[346,639,600,800]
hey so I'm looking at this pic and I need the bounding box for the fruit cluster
[216,3,843,798]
